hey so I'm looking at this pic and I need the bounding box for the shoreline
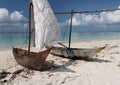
[1,38,120,51]
[62,38,120,43]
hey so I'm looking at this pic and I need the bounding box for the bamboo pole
[68,10,73,48]
[55,8,120,14]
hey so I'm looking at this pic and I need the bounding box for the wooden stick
[55,8,120,14]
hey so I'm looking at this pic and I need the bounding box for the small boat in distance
[12,0,60,70]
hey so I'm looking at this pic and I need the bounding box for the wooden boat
[50,10,107,59]
[13,47,51,70]
[12,0,60,70]
[51,46,105,60]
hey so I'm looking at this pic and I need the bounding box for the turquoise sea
[1,31,120,50]
[0,32,28,50]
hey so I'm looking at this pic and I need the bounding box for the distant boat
[12,0,60,70]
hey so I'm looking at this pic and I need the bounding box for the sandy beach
[0,39,120,85]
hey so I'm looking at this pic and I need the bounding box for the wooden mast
[28,1,32,53]
[28,0,35,48]
[68,10,73,48]
[31,3,35,47]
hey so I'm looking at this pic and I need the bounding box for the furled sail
[32,0,60,50]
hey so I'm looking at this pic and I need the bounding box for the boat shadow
[40,57,111,72]
[41,60,75,73]
[88,57,112,63]
[41,57,112,72]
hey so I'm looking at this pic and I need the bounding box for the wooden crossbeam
[55,8,120,14]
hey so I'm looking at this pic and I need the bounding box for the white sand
[0,39,120,85]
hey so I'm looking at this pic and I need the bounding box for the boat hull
[50,46,105,60]
[12,48,51,70]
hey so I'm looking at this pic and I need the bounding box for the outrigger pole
[55,8,120,48]
[55,8,120,14]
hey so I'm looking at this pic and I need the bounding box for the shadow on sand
[88,57,112,63]
[41,60,75,73]
[41,57,112,72]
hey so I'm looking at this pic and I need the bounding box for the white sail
[32,0,60,50]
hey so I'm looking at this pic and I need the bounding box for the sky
[0,0,120,32]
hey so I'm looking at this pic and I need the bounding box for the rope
[20,32,28,50]
[62,22,69,42]
[20,22,29,50]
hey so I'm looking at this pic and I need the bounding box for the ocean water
[0,33,28,50]
[60,31,120,42]
[1,31,120,50]
[62,32,120,41]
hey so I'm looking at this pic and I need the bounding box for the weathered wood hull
[12,48,51,70]
[50,46,105,60]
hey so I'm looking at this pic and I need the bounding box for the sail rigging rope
[62,22,69,42]
[20,32,28,50]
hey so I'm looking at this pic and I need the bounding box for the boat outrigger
[50,9,120,60]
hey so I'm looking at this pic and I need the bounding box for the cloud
[64,8,120,27]
[0,8,27,32]
[0,8,9,22]
[10,11,26,22]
